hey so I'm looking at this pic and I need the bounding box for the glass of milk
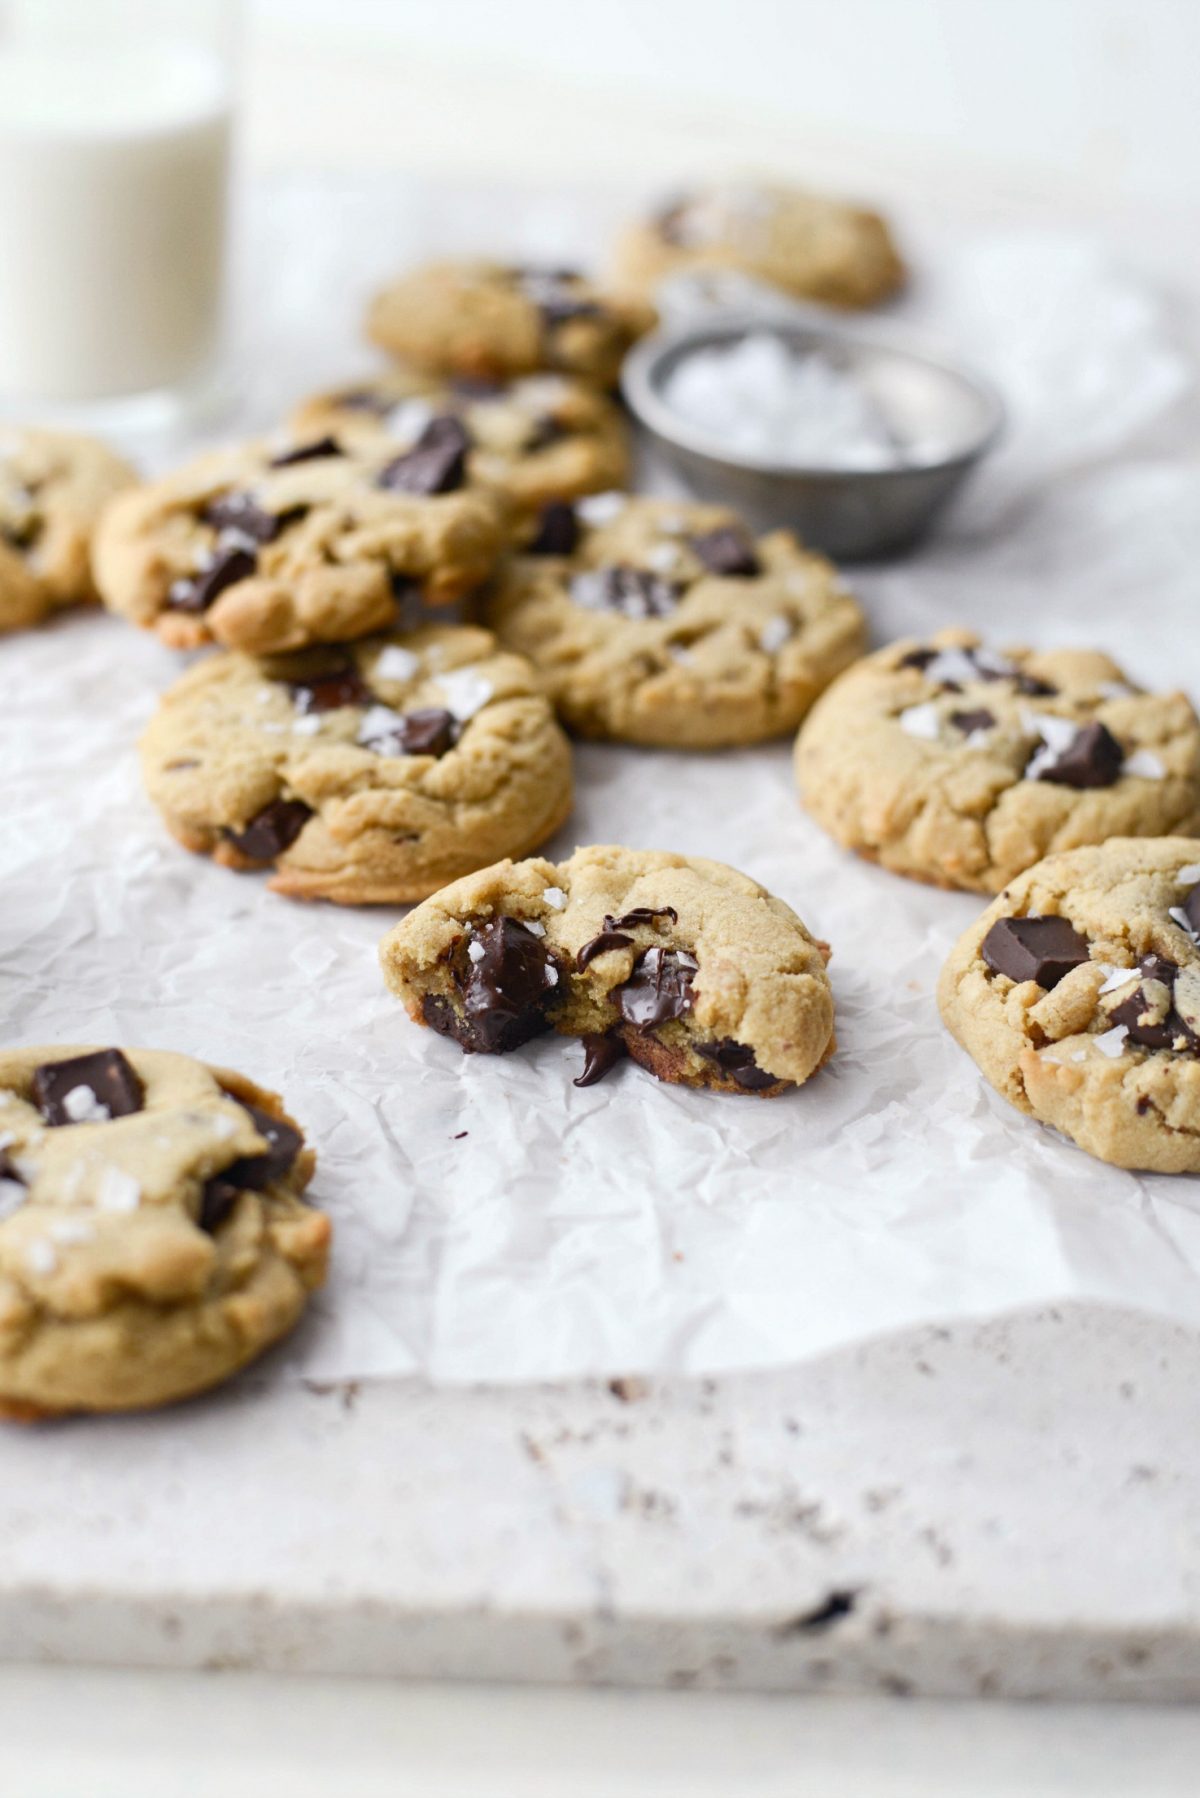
[0,0,238,432]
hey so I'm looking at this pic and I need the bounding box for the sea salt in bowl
[621,316,1004,559]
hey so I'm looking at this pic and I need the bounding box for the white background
[250,0,1200,211]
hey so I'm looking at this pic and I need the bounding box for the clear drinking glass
[0,0,240,434]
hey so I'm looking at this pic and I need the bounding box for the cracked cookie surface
[365,259,656,388]
[613,180,905,309]
[379,844,836,1095]
[0,1046,329,1416]
[484,493,865,747]
[0,427,136,632]
[141,624,573,905]
[796,631,1200,892]
[93,432,508,653]
[938,838,1200,1172]
[291,368,630,517]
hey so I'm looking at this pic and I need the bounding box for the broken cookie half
[379,844,836,1096]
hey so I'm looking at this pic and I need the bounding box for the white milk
[0,42,232,401]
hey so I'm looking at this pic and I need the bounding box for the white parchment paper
[3,179,1199,1384]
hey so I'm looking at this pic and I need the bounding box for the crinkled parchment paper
[2,181,1198,1383]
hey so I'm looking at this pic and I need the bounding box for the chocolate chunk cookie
[141,624,573,904]
[92,432,509,653]
[484,493,864,747]
[291,368,630,519]
[364,259,656,389]
[613,179,905,309]
[0,427,136,632]
[796,632,1200,892]
[379,844,835,1096]
[939,838,1200,1172]
[0,1047,329,1416]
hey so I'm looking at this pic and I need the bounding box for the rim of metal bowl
[620,313,1007,482]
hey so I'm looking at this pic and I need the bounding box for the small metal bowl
[621,312,1005,561]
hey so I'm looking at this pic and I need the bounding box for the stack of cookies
[3,176,1200,1420]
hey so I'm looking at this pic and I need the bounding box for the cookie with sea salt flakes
[0,1046,329,1417]
[291,367,630,518]
[379,844,836,1097]
[364,259,656,389]
[612,179,905,310]
[0,427,136,633]
[938,838,1200,1172]
[795,631,1200,892]
[92,430,509,654]
[484,492,865,748]
[140,624,573,905]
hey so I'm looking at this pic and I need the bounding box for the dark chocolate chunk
[576,930,634,970]
[899,644,1057,699]
[1032,720,1124,789]
[32,1049,145,1127]
[574,1033,627,1087]
[360,707,460,758]
[569,564,681,620]
[0,1150,26,1186]
[227,1102,303,1187]
[1108,954,1199,1054]
[689,526,760,578]
[527,501,579,556]
[1014,672,1058,697]
[525,414,570,452]
[378,415,470,496]
[167,542,256,613]
[268,436,343,467]
[950,708,996,736]
[616,946,698,1031]
[225,797,314,861]
[197,1102,304,1234]
[695,1038,780,1090]
[197,1177,241,1234]
[0,488,41,552]
[421,919,562,1055]
[202,491,284,544]
[458,917,561,1053]
[515,268,600,329]
[290,662,375,714]
[980,915,1091,989]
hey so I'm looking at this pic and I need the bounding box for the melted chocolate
[573,1033,627,1087]
[695,1038,779,1090]
[576,905,679,971]
[526,500,579,556]
[615,947,698,1031]
[423,918,561,1055]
